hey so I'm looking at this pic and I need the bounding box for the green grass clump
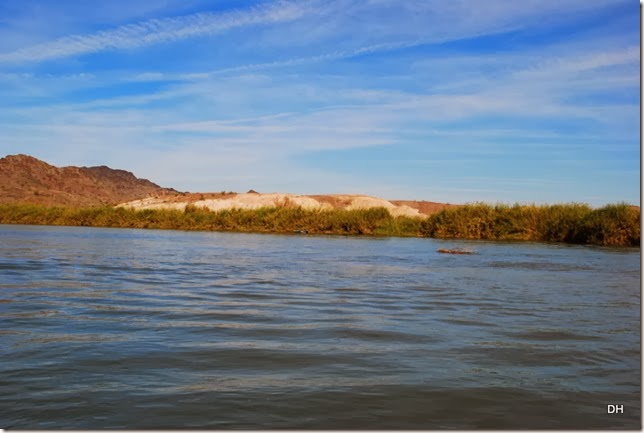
[420,202,639,246]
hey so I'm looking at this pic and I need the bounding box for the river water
[0,224,640,429]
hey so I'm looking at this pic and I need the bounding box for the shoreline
[1,220,638,250]
[0,203,639,247]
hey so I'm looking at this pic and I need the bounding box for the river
[0,224,640,429]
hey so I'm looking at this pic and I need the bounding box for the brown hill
[0,154,177,207]
[0,154,459,214]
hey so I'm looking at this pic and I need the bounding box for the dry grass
[421,202,640,246]
[0,202,639,246]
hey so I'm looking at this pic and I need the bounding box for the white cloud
[0,0,637,204]
[0,0,630,65]
[0,0,311,63]
[513,46,640,80]
[253,0,628,52]
[1,41,638,156]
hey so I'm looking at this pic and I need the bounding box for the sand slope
[118,193,426,218]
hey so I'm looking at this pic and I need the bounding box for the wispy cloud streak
[0,0,637,204]
[0,0,309,63]
[127,38,451,83]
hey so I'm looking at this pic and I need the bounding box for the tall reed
[420,202,639,246]
[0,202,639,246]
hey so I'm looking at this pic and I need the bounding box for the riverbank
[0,202,639,246]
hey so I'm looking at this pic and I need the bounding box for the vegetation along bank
[0,202,639,246]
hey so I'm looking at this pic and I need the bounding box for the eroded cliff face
[0,154,176,206]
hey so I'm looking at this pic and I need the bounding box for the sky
[0,0,640,205]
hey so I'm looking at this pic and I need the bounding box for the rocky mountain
[0,154,177,207]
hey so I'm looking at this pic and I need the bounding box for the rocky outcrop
[0,154,176,206]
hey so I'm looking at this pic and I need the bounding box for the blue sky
[0,0,639,205]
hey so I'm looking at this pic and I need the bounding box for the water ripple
[0,225,639,429]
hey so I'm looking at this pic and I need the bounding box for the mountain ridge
[0,154,457,215]
[0,154,177,207]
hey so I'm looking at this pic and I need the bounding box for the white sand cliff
[117,193,424,218]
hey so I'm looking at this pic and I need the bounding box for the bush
[581,203,640,246]
[421,202,638,246]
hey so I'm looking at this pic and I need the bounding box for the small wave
[487,261,595,271]
[508,329,602,341]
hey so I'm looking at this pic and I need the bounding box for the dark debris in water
[437,248,476,255]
